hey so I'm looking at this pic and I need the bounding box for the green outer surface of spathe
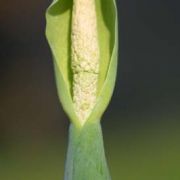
[46,0,118,128]
[64,121,111,180]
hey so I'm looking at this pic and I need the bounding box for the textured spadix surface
[46,0,118,128]
[71,0,99,124]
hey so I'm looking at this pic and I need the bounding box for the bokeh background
[1,0,180,179]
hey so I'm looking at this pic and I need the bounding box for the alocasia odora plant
[45,0,118,179]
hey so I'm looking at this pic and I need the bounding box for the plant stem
[64,121,111,180]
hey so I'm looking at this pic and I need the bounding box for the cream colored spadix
[71,0,99,124]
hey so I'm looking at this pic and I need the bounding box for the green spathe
[46,0,118,128]
[45,0,118,179]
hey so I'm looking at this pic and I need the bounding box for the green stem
[64,121,111,180]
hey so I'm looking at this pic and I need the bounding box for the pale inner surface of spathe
[71,0,99,125]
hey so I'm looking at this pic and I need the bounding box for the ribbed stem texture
[64,122,111,180]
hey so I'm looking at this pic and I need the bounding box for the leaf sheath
[65,122,111,180]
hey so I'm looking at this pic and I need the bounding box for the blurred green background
[1,0,180,179]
